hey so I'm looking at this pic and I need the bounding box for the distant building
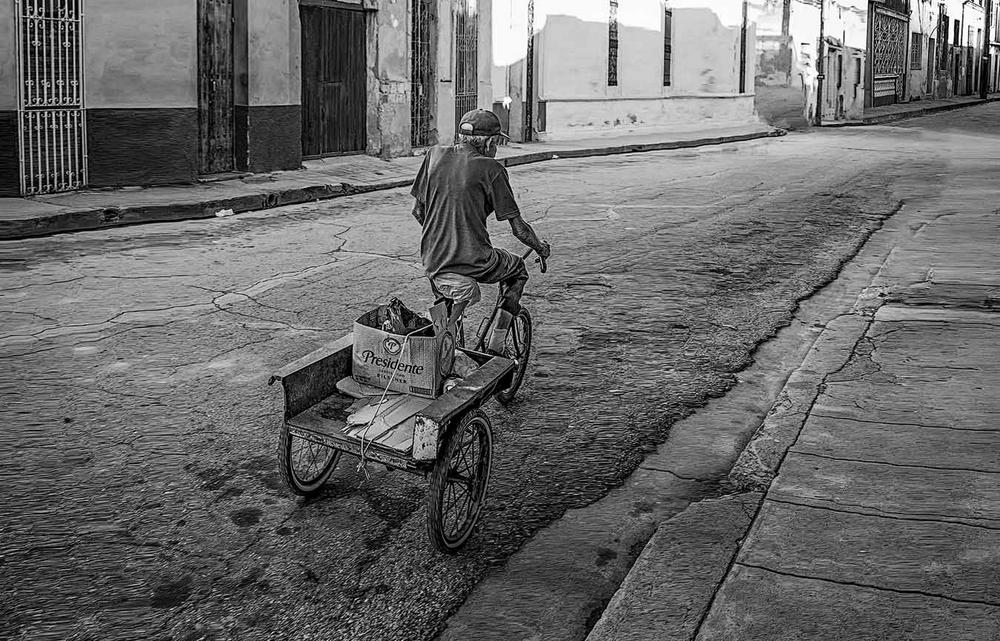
[905,0,989,102]
[490,0,759,142]
[751,0,996,129]
[751,0,868,128]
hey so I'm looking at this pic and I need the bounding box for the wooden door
[198,0,235,174]
[301,5,367,157]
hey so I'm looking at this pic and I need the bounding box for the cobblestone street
[2,104,997,640]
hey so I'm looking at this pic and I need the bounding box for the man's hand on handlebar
[537,240,551,260]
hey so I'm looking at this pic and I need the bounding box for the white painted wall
[492,0,759,140]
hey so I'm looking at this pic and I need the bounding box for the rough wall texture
[247,105,301,172]
[246,0,301,169]
[248,0,300,106]
[0,1,17,195]
[0,111,19,196]
[539,95,757,140]
[86,108,198,186]
[375,0,411,157]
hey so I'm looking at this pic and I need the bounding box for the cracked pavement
[4,105,998,641]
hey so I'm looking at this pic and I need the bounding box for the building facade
[752,0,995,129]
[752,0,869,128]
[0,0,424,196]
[992,0,1000,92]
[490,0,758,142]
[2,0,756,196]
[903,0,989,103]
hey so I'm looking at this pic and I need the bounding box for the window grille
[608,0,619,86]
[15,0,87,195]
[663,8,673,86]
[911,33,923,69]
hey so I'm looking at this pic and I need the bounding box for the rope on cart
[356,326,421,479]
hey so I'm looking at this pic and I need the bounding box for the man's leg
[479,249,529,315]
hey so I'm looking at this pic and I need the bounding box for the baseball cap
[458,109,510,138]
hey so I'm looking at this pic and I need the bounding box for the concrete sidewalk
[588,118,1000,639]
[824,93,1000,126]
[0,123,779,241]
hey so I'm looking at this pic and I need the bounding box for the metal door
[197,0,234,174]
[871,6,907,106]
[300,5,367,157]
[454,0,478,139]
[15,0,87,195]
[411,0,435,147]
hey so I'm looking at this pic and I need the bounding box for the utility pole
[815,0,826,126]
[982,0,995,98]
[740,0,749,93]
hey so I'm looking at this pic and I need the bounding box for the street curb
[585,493,764,641]
[726,312,874,492]
[0,128,784,241]
[821,96,998,128]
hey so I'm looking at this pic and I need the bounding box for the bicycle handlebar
[521,247,548,274]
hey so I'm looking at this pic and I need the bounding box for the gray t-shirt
[411,143,521,279]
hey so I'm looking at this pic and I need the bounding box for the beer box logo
[383,337,402,355]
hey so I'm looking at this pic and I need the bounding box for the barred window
[663,8,673,86]
[911,33,923,69]
[608,0,619,86]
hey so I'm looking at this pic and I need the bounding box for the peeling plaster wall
[242,0,300,172]
[248,0,299,106]
[518,0,756,140]
[373,0,411,157]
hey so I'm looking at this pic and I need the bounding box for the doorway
[300,3,367,157]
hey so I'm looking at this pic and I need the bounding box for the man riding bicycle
[411,109,550,352]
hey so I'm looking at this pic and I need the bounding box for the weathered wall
[436,0,456,143]
[0,0,18,195]
[373,0,411,157]
[85,0,197,186]
[244,0,300,172]
[520,0,756,139]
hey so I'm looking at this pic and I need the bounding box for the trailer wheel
[427,409,493,553]
[278,424,341,496]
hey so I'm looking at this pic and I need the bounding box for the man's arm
[508,215,550,258]
[412,199,425,226]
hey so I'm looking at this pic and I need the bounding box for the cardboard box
[351,302,458,399]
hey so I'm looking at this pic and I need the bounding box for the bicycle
[441,248,547,404]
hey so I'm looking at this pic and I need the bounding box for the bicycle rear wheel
[495,308,532,404]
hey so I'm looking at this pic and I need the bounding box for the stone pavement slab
[794,414,1000,471]
[737,500,1000,603]
[770,452,1000,528]
[695,564,1000,641]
